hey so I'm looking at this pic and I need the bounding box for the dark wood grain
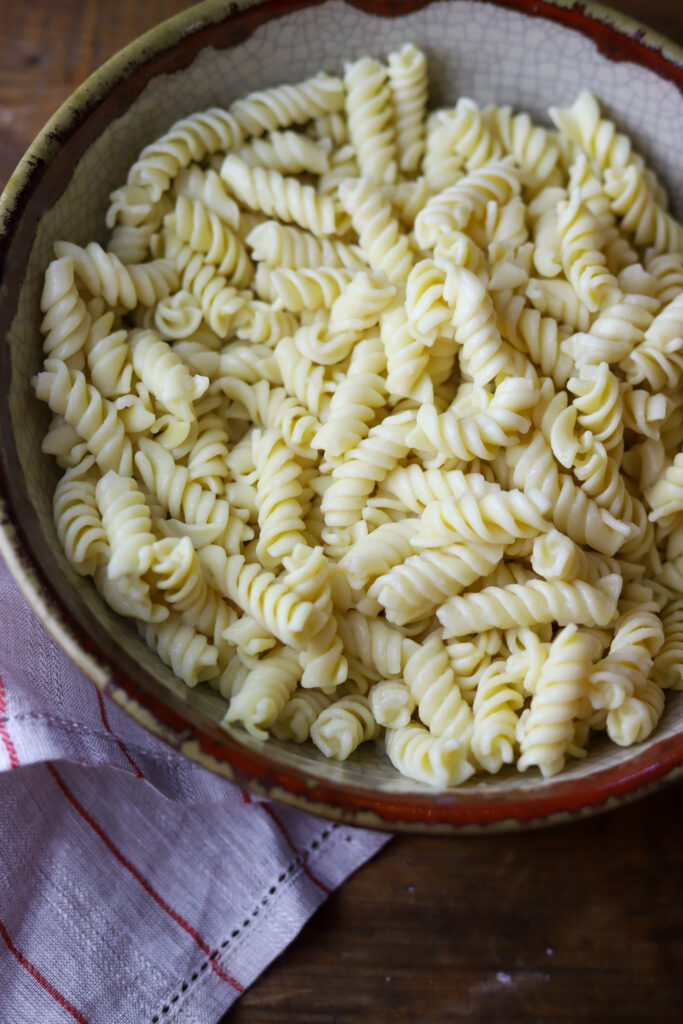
[1,3,682,1023]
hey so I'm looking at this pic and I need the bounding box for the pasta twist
[589,609,664,712]
[486,105,560,188]
[230,74,344,137]
[492,295,573,387]
[281,544,346,690]
[406,377,536,462]
[130,328,208,420]
[338,177,413,284]
[198,546,325,650]
[172,166,240,228]
[556,194,622,311]
[380,303,432,403]
[387,43,428,173]
[336,610,416,679]
[344,56,397,184]
[370,543,505,626]
[605,677,665,747]
[414,158,521,248]
[549,90,634,172]
[437,574,622,636]
[621,294,683,390]
[271,689,335,743]
[310,694,381,760]
[224,647,301,738]
[140,613,219,687]
[653,598,683,690]
[417,489,551,548]
[646,251,683,304]
[314,334,386,458]
[517,625,602,777]
[236,129,331,175]
[270,266,357,312]
[274,336,333,418]
[378,465,497,514]
[166,195,253,286]
[605,165,683,254]
[404,633,473,742]
[186,412,231,493]
[84,311,132,397]
[53,241,177,310]
[447,97,502,170]
[369,680,416,729]
[34,360,133,475]
[153,290,204,340]
[220,154,337,236]
[526,278,591,331]
[423,110,465,191]
[471,661,524,773]
[134,438,244,550]
[252,429,307,567]
[339,519,420,589]
[405,259,452,340]
[220,378,319,457]
[321,411,414,535]
[53,461,109,576]
[95,470,155,580]
[40,256,91,367]
[385,722,475,786]
[149,536,236,656]
[246,220,365,270]
[165,236,251,338]
[645,452,683,523]
[447,268,532,385]
[568,362,623,456]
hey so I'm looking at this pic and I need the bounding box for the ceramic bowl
[1,0,683,833]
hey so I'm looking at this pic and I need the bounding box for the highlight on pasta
[33,49,683,787]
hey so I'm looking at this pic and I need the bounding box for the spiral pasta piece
[273,336,333,418]
[371,542,505,626]
[140,613,219,687]
[653,598,683,690]
[526,278,591,332]
[84,311,132,398]
[130,328,208,420]
[369,680,416,729]
[339,177,413,284]
[417,489,551,548]
[224,647,302,738]
[605,165,683,255]
[549,90,634,172]
[40,256,91,367]
[172,166,241,228]
[166,195,253,287]
[220,155,336,236]
[236,129,331,175]
[95,470,155,580]
[282,544,346,690]
[380,303,432,403]
[271,689,335,743]
[588,609,663,712]
[220,378,319,457]
[486,104,560,189]
[252,429,307,567]
[556,194,622,312]
[230,74,344,137]
[403,633,473,743]
[385,722,475,786]
[34,360,133,475]
[270,266,357,312]
[310,694,380,760]
[314,334,386,458]
[605,677,665,747]
[621,293,683,390]
[378,465,498,514]
[198,546,324,650]
[568,362,623,456]
[336,610,416,679]
[134,438,246,551]
[447,98,502,171]
[53,241,177,310]
[414,158,521,248]
[471,661,525,773]
[344,56,397,184]
[387,43,428,173]
[246,220,365,270]
[53,462,109,576]
[517,625,602,776]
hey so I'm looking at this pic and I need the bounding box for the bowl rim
[1,0,683,833]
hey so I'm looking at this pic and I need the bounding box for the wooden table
[2,2,682,1021]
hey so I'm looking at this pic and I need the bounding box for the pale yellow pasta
[34,58,683,789]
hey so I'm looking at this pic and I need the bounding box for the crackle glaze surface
[2,0,683,828]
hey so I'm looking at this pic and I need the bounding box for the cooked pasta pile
[34,46,683,786]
